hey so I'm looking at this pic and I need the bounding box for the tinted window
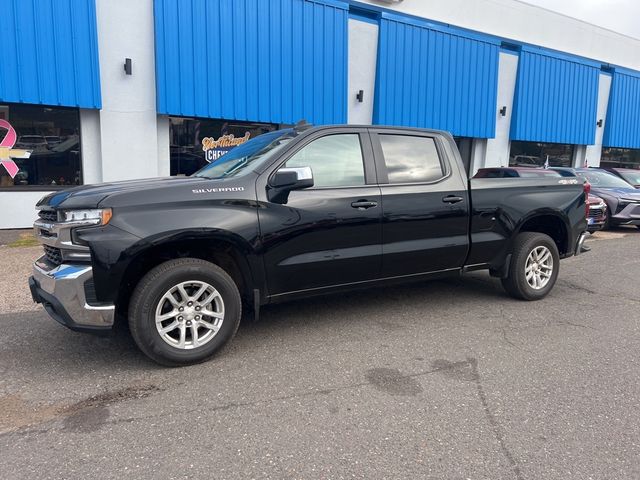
[518,170,561,178]
[509,141,574,167]
[285,134,365,187]
[0,103,82,188]
[379,135,443,184]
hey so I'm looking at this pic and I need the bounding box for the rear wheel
[501,232,560,301]
[129,258,241,366]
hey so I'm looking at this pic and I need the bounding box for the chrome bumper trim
[32,257,115,329]
[574,232,588,256]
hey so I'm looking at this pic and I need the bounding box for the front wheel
[501,232,560,301]
[128,258,241,367]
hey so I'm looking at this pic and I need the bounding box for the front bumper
[29,257,115,334]
[611,202,640,226]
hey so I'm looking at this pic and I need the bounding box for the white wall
[359,0,640,71]
[585,74,613,167]
[484,52,519,170]
[94,0,164,182]
[0,192,49,229]
[348,19,379,124]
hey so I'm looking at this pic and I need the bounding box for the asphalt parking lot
[1,229,639,479]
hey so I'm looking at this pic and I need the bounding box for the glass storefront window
[169,117,279,176]
[600,147,640,169]
[0,103,82,189]
[509,141,575,168]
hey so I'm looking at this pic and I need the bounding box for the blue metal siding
[373,13,500,138]
[603,69,640,149]
[510,48,599,145]
[0,0,101,108]
[154,0,348,124]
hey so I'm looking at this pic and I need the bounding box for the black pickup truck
[30,125,588,366]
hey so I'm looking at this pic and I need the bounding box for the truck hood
[37,176,208,209]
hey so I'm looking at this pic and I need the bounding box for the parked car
[599,167,640,189]
[30,125,589,366]
[552,167,640,229]
[473,167,562,178]
[15,135,48,152]
[586,194,608,232]
[45,136,62,147]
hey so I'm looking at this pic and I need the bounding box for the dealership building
[1,0,640,228]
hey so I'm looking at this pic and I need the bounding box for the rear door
[257,128,383,296]
[370,129,470,277]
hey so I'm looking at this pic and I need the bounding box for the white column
[95,0,160,182]
[484,51,519,169]
[585,73,613,167]
[157,115,170,177]
[79,109,102,184]
[347,19,379,124]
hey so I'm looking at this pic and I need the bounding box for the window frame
[267,127,377,190]
[369,129,451,186]
[0,102,83,191]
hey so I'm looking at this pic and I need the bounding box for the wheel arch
[516,210,571,257]
[113,229,263,320]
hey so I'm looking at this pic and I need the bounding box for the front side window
[285,134,365,187]
[379,135,443,184]
[0,103,82,188]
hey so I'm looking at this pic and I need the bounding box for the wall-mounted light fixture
[597,119,603,127]
[356,90,364,103]
[499,106,507,117]
[124,58,132,75]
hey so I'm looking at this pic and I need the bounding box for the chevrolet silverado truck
[29,125,589,366]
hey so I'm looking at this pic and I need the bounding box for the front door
[258,130,382,296]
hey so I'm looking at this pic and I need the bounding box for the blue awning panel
[603,68,640,149]
[510,47,599,145]
[154,0,348,124]
[0,0,101,108]
[373,13,500,138]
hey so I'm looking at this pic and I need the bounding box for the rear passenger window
[379,135,444,184]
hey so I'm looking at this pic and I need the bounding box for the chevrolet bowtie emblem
[0,119,31,178]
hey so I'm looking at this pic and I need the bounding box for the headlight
[62,208,112,225]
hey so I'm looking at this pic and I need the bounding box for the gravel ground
[0,228,638,479]
[0,245,41,312]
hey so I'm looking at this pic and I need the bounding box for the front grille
[43,244,63,266]
[38,210,58,223]
[588,207,605,218]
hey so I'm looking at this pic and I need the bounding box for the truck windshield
[193,129,295,179]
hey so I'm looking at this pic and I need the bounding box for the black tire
[128,258,241,367]
[501,232,560,301]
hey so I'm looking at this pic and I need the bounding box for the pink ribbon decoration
[0,119,22,178]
